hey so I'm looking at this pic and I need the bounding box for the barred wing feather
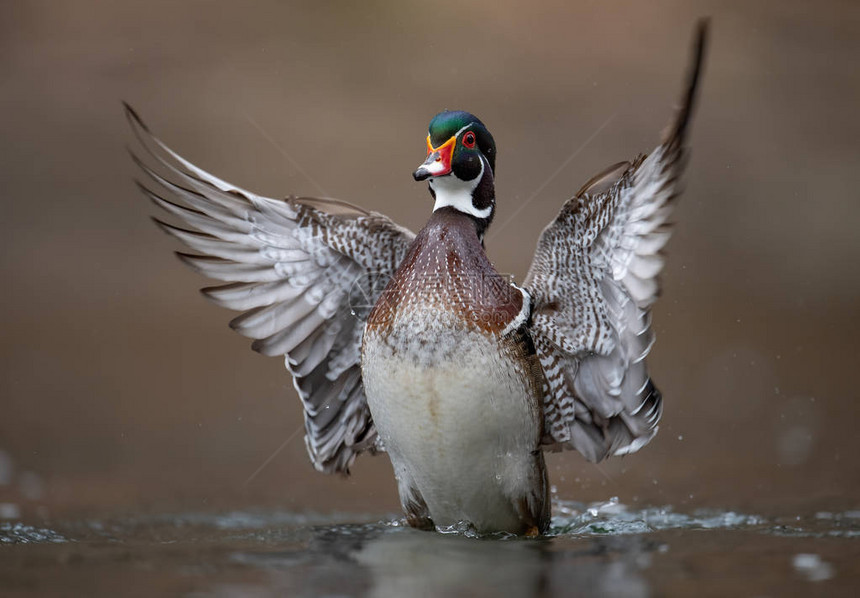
[525,22,707,462]
[127,105,415,474]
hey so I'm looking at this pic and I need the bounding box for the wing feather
[177,253,283,283]
[127,104,415,474]
[525,21,707,461]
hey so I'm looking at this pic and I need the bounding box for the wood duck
[129,22,707,535]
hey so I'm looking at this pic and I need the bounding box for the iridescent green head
[412,110,497,230]
[413,110,496,182]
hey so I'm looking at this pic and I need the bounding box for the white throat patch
[430,158,492,219]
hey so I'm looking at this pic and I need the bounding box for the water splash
[553,497,764,536]
[0,522,68,544]
[793,553,835,582]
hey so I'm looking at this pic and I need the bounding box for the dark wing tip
[689,18,710,103]
[695,16,711,41]
[175,251,220,274]
[575,160,632,197]
[151,216,197,238]
[249,337,269,355]
[175,251,199,267]
[663,19,709,149]
[135,180,166,208]
[150,215,169,232]
[123,101,152,134]
[175,251,204,266]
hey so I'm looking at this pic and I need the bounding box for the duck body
[131,22,707,536]
[361,207,549,534]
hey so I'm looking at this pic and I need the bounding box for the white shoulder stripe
[501,284,531,336]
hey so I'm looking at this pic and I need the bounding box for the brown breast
[366,207,523,337]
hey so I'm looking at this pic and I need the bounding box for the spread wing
[525,21,707,462]
[126,105,415,474]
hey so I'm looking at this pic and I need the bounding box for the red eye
[462,131,476,149]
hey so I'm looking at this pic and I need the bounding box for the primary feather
[525,21,706,460]
[127,104,414,474]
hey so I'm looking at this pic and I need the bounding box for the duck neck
[430,157,495,241]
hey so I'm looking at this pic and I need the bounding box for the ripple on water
[0,522,68,544]
[4,501,859,545]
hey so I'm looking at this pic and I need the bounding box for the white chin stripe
[430,159,492,219]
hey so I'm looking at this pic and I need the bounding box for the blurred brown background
[1,0,858,519]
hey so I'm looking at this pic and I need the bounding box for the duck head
[413,110,497,233]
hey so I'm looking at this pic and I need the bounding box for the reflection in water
[230,523,651,598]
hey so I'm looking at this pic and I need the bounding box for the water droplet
[793,553,834,582]
[0,503,20,519]
[0,451,13,486]
[19,472,43,500]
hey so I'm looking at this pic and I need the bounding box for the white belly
[362,328,542,533]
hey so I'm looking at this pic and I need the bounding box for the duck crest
[366,207,523,346]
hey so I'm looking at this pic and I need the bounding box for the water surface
[3,499,858,596]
